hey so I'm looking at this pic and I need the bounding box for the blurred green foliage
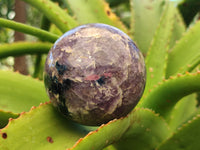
[178,0,200,25]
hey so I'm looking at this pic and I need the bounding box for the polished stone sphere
[44,23,146,126]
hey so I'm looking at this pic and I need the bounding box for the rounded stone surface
[44,23,146,126]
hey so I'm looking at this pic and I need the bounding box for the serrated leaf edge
[68,107,171,150]
[156,113,200,150]
[142,71,200,100]
[67,117,125,150]
[102,0,129,35]
[144,2,175,94]
[166,20,200,77]
[0,101,51,132]
[0,109,20,116]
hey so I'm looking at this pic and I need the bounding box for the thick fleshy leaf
[169,8,186,48]
[22,0,78,33]
[0,102,135,150]
[68,113,131,150]
[0,18,59,42]
[114,109,171,150]
[0,42,52,59]
[66,0,128,34]
[144,2,175,96]
[168,94,197,131]
[68,108,170,150]
[158,113,200,150]
[103,145,117,150]
[0,70,48,113]
[0,103,88,150]
[139,72,200,118]
[130,0,166,53]
[0,110,19,128]
[166,20,200,77]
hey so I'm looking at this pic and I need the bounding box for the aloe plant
[0,0,200,149]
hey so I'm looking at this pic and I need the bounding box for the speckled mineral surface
[44,23,146,126]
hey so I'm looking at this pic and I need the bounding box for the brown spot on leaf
[145,6,152,10]
[31,106,36,110]
[9,118,13,121]
[177,73,182,77]
[20,111,26,115]
[2,133,7,139]
[106,10,111,16]
[166,100,171,103]
[47,136,54,143]
[185,71,190,74]
[149,67,153,72]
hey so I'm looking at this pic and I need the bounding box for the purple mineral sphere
[44,23,146,126]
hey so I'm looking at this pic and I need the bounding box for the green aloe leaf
[0,103,171,150]
[139,72,200,118]
[103,145,117,150]
[130,0,166,53]
[68,108,170,150]
[0,42,52,59]
[144,2,175,96]
[169,8,186,48]
[0,18,59,42]
[0,103,88,150]
[114,109,171,150]
[168,94,197,131]
[157,113,200,150]
[68,118,130,150]
[166,20,200,77]
[22,0,78,33]
[65,0,128,34]
[0,110,19,128]
[0,70,48,113]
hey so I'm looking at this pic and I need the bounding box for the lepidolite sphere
[44,23,146,126]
